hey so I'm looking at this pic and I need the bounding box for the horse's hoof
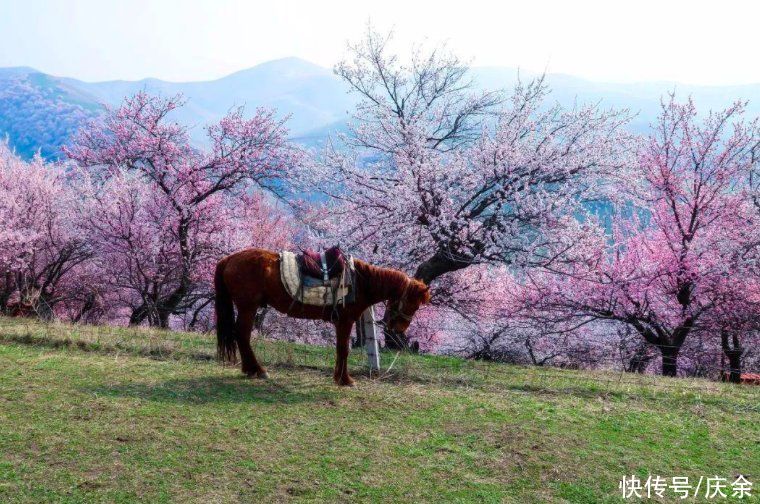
[257,371,270,380]
[337,379,355,387]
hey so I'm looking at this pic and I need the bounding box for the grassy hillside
[0,317,757,503]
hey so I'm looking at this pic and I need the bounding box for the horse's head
[383,279,431,334]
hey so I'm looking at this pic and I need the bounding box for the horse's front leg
[333,320,355,387]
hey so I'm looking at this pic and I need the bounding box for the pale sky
[1,0,758,85]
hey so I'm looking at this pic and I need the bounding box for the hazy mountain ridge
[475,67,760,133]
[2,58,760,159]
[0,71,101,158]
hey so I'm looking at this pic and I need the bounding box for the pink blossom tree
[415,265,617,367]
[0,144,94,319]
[177,192,295,331]
[523,96,760,377]
[308,29,633,348]
[334,27,504,155]
[66,92,297,327]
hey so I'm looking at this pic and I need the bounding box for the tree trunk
[725,351,742,384]
[157,309,171,329]
[721,330,743,384]
[0,272,14,313]
[129,304,151,326]
[626,345,655,374]
[129,218,192,329]
[187,298,213,331]
[413,250,471,285]
[33,294,55,321]
[130,284,188,328]
[72,292,96,324]
[659,345,680,377]
[384,251,471,351]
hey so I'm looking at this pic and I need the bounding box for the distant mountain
[0,58,358,159]
[0,69,101,158]
[63,57,358,145]
[2,58,760,159]
[473,67,760,133]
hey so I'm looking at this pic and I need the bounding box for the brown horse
[214,248,431,386]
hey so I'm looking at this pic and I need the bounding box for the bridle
[385,279,414,323]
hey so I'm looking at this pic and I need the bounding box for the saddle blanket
[280,251,354,306]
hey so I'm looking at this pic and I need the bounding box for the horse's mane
[353,259,429,302]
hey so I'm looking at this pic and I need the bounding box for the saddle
[280,246,355,307]
[298,246,347,282]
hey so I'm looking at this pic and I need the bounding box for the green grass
[0,317,758,503]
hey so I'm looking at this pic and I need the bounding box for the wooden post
[357,306,380,372]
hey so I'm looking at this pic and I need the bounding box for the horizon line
[3,57,760,89]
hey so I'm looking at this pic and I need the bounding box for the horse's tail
[215,258,237,363]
